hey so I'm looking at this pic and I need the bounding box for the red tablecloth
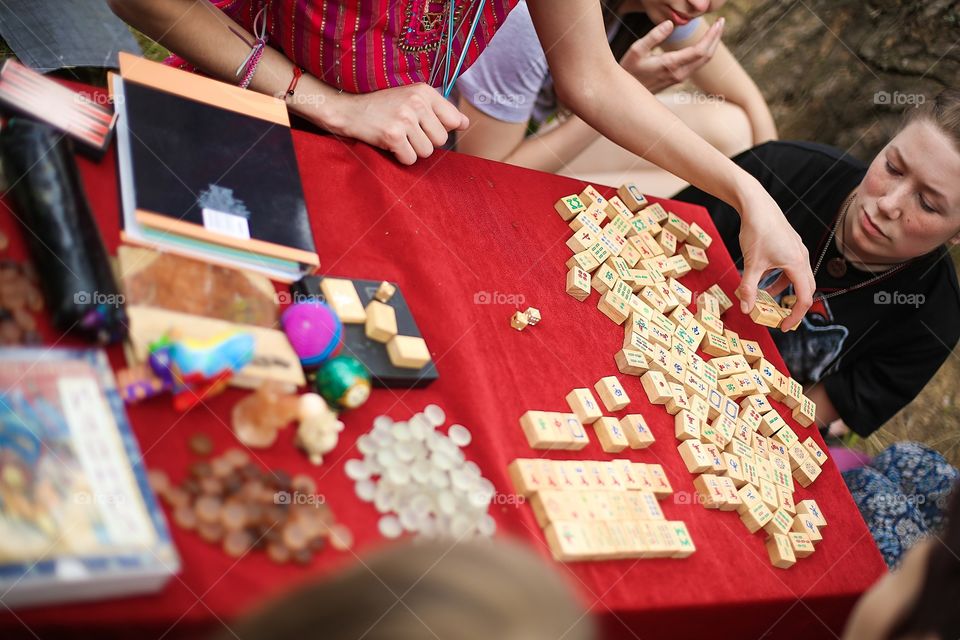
[0,84,886,640]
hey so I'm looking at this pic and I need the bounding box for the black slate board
[290,276,439,389]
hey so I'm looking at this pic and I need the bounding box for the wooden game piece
[510,310,529,331]
[758,408,786,437]
[763,507,795,537]
[702,332,731,357]
[749,302,783,328]
[641,370,672,404]
[544,521,593,561]
[646,464,674,499]
[563,413,590,450]
[669,305,695,329]
[600,232,627,258]
[796,500,827,527]
[685,222,713,250]
[788,532,815,558]
[619,242,643,268]
[802,438,828,466]
[664,254,692,278]
[680,244,709,271]
[598,290,630,324]
[566,250,601,273]
[566,265,592,301]
[657,229,678,257]
[643,202,669,223]
[566,388,603,424]
[766,533,797,569]
[385,335,431,369]
[621,414,656,448]
[519,411,567,450]
[639,287,668,314]
[602,195,633,221]
[696,292,721,317]
[529,490,570,527]
[569,209,603,233]
[364,300,398,343]
[693,474,725,509]
[666,278,692,308]
[566,228,594,253]
[792,514,823,544]
[793,395,817,427]
[617,182,648,211]
[555,194,587,221]
[782,378,803,410]
[678,440,712,474]
[612,279,634,304]
[721,452,746,487]
[374,281,396,303]
[758,478,779,511]
[665,383,691,414]
[615,348,649,375]
[593,416,630,453]
[740,500,775,534]
[523,307,542,326]
[689,393,710,422]
[589,241,613,265]
[739,340,764,364]
[595,376,630,411]
[669,521,696,558]
[674,409,701,441]
[714,475,742,511]
[663,212,690,241]
[320,277,367,323]
[697,308,724,334]
[793,459,822,487]
[507,459,543,496]
[580,184,607,208]
[777,486,796,515]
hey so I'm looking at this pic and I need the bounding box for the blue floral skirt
[843,442,959,567]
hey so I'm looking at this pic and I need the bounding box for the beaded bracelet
[232,7,268,89]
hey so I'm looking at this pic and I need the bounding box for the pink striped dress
[167,0,518,93]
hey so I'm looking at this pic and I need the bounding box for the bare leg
[558,91,753,196]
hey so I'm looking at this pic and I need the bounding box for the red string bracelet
[286,66,303,97]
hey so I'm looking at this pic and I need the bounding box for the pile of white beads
[345,404,497,540]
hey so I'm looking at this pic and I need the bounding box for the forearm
[107,0,345,130]
[503,115,599,172]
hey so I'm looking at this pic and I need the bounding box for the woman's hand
[735,181,814,330]
[619,19,723,95]
[324,84,469,165]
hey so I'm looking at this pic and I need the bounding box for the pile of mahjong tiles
[509,458,695,562]
[554,183,829,569]
[345,405,498,540]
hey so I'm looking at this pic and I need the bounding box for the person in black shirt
[677,90,960,438]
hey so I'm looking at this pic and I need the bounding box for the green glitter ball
[314,355,371,409]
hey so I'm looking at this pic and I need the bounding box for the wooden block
[374,281,396,303]
[741,393,772,415]
[598,290,630,324]
[758,409,786,437]
[657,229,678,257]
[740,339,764,363]
[750,302,783,328]
[603,195,633,221]
[510,310,529,331]
[792,513,823,544]
[519,411,568,450]
[664,254,692,278]
[680,244,709,271]
[615,348,649,375]
[789,532,815,558]
[646,464,674,498]
[721,452,746,487]
[697,308,724,334]
[793,459,822,487]
[678,440,712,473]
[593,416,630,453]
[544,521,593,562]
[555,194,587,221]
[385,335,431,369]
[589,241,613,265]
[566,388,603,424]
[641,370,672,404]
[759,478,779,511]
[782,378,803,410]
[689,393,710,422]
[524,307,541,326]
[621,414,656,449]
[617,182,648,212]
[763,507,795,537]
[669,521,696,558]
[715,475,743,511]
[566,265,592,301]
[796,500,827,527]
[706,284,733,313]
[778,486,796,515]
[740,500,774,534]
[803,438,828,466]
[580,184,607,208]
[507,459,543,496]
[793,395,817,427]
[619,242,643,268]
[562,413,590,451]
[320,277,367,323]
[569,210,603,234]
[566,250,600,273]
[595,376,630,411]
[364,300,398,343]
[665,383,691,415]
[693,474,725,509]
[766,533,797,569]
[701,332,731,357]
[566,228,594,253]
[686,221,713,249]
[674,409,701,441]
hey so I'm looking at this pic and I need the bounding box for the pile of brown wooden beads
[147,446,353,564]
[0,259,43,345]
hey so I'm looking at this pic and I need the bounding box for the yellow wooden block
[678,440,712,473]
[595,376,630,411]
[385,335,431,369]
[617,182,648,212]
[374,281,396,303]
[565,388,603,424]
[789,532,815,558]
[750,302,783,328]
[766,533,797,569]
[620,414,656,449]
[364,300,398,343]
[594,416,630,453]
[555,194,587,221]
[566,265,592,301]
[641,370,672,404]
[614,348,649,375]
[598,290,630,324]
[580,184,607,208]
[793,458,822,488]
[763,507,795,537]
[510,310,529,331]
[686,221,713,250]
[320,277,367,323]
[702,332,731,357]
[674,409,701,441]
[803,438,829,466]
[796,499,827,527]
[566,250,600,273]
